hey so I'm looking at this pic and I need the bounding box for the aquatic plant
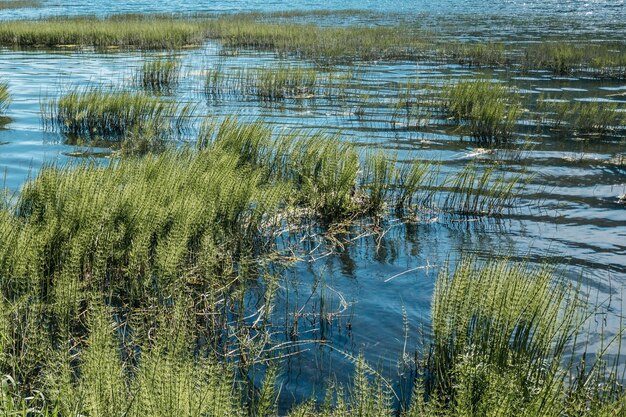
[442,163,525,215]
[0,82,9,114]
[137,56,181,92]
[206,14,427,64]
[538,97,626,134]
[205,65,321,101]
[0,0,40,9]
[525,41,626,79]
[42,87,193,141]
[436,41,506,67]
[0,15,208,50]
[444,80,521,141]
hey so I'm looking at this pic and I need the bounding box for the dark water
[0,2,625,411]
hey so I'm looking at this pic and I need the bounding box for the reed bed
[42,88,193,142]
[525,41,626,79]
[444,80,521,141]
[137,56,181,92]
[538,97,626,134]
[0,82,9,115]
[206,14,426,64]
[1,256,622,416]
[0,0,39,9]
[442,163,525,216]
[0,13,625,80]
[0,15,208,50]
[205,65,322,101]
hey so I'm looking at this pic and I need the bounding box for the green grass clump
[538,98,626,134]
[442,163,525,216]
[525,42,626,79]
[444,80,521,141]
[1,149,288,308]
[43,88,193,142]
[0,15,208,50]
[0,82,9,114]
[0,0,40,9]
[206,65,320,101]
[437,41,506,67]
[137,56,181,92]
[206,14,426,64]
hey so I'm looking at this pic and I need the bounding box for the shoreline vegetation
[0,13,623,79]
[0,0,40,9]
[0,8,624,417]
[0,117,624,415]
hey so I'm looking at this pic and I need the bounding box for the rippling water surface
[0,1,625,411]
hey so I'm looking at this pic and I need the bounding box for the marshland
[0,1,625,416]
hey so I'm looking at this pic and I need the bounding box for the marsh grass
[0,0,39,9]
[204,65,350,101]
[137,56,181,92]
[42,87,194,143]
[525,42,626,79]
[442,163,525,215]
[0,15,208,50]
[0,82,10,115]
[444,80,521,141]
[538,97,626,134]
[436,41,506,67]
[0,142,621,416]
[207,14,427,64]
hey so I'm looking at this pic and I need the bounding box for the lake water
[0,1,625,411]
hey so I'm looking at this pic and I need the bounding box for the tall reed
[42,87,193,141]
[137,56,181,92]
[444,80,521,141]
[0,82,10,115]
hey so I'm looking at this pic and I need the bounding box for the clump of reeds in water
[205,65,321,101]
[538,96,626,134]
[444,80,521,141]
[441,163,526,216]
[0,15,208,50]
[42,87,193,144]
[0,0,40,9]
[137,56,181,92]
[207,14,428,64]
[525,41,626,79]
[0,82,9,115]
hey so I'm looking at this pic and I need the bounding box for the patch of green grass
[525,42,626,79]
[42,87,193,143]
[0,82,9,115]
[205,65,321,101]
[442,163,525,216]
[206,14,427,64]
[0,15,208,50]
[137,56,181,92]
[0,0,40,9]
[538,97,626,134]
[444,80,521,141]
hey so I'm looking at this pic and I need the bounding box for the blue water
[1,0,625,23]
